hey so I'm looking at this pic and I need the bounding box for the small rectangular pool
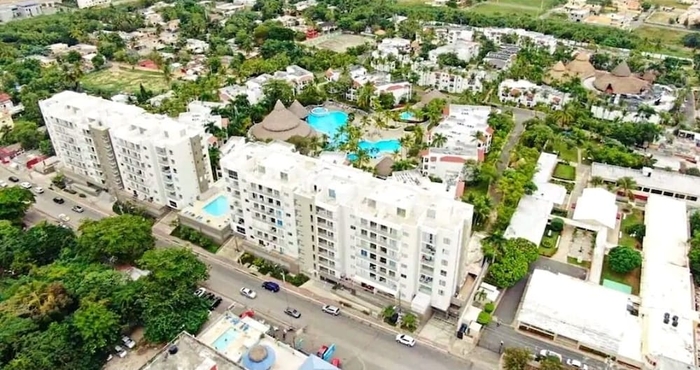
[203,195,229,217]
[212,328,240,351]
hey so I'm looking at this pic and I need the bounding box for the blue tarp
[297,355,340,370]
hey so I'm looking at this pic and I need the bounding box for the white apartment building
[498,79,570,110]
[76,0,109,8]
[422,105,493,180]
[346,70,412,106]
[220,139,476,311]
[218,65,314,104]
[419,25,474,44]
[371,40,413,73]
[376,37,412,54]
[428,41,481,64]
[415,64,492,94]
[325,65,368,82]
[39,91,213,210]
[480,27,558,54]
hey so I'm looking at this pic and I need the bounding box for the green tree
[616,176,637,201]
[608,246,642,274]
[688,244,700,284]
[0,187,35,224]
[540,356,564,370]
[73,300,120,354]
[138,247,209,289]
[549,218,564,232]
[400,313,418,332]
[140,288,210,343]
[503,347,531,370]
[263,79,294,108]
[77,215,155,264]
[11,221,76,270]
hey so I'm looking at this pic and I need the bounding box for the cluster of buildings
[219,65,315,105]
[325,65,413,106]
[0,0,60,23]
[497,79,571,110]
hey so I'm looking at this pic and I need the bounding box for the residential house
[0,93,24,115]
[0,0,60,23]
[498,79,570,110]
[346,70,412,106]
[480,27,558,53]
[427,41,480,64]
[76,0,110,8]
[419,25,474,44]
[186,39,209,54]
[421,104,493,180]
[271,65,314,92]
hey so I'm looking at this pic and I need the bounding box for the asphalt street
[3,166,474,370]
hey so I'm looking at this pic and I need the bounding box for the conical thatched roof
[374,157,394,178]
[250,100,315,141]
[288,100,308,119]
[544,61,571,84]
[593,61,650,95]
[565,51,595,79]
[611,61,632,77]
[552,61,566,72]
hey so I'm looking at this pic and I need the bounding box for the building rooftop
[640,195,696,366]
[504,195,553,246]
[140,332,243,370]
[531,152,567,205]
[591,163,700,197]
[429,105,491,157]
[572,188,618,230]
[518,269,643,362]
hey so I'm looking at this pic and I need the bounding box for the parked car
[8,176,19,183]
[209,297,222,310]
[539,350,562,362]
[395,334,416,347]
[19,182,32,189]
[566,359,588,370]
[240,287,257,299]
[34,187,44,194]
[64,188,77,194]
[321,304,340,316]
[316,345,328,358]
[284,307,301,318]
[53,197,65,204]
[194,287,206,297]
[262,281,280,292]
[0,180,7,188]
[71,205,84,213]
[330,358,341,368]
[114,345,127,358]
[121,336,136,349]
[58,214,70,222]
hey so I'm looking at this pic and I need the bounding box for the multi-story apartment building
[39,91,214,210]
[480,27,558,54]
[498,79,570,110]
[218,65,314,104]
[421,105,493,180]
[414,63,493,94]
[419,25,474,45]
[428,41,481,64]
[345,70,412,106]
[220,139,476,311]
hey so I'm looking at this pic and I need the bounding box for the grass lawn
[634,25,695,58]
[650,0,690,8]
[619,209,644,249]
[81,66,171,95]
[484,0,559,10]
[553,163,576,181]
[469,3,541,16]
[463,180,490,198]
[567,256,592,269]
[539,229,560,257]
[601,255,641,295]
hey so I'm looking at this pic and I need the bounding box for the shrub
[541,238,554,249]
[403,125,416,132]
[549,217,564,232]
[171,224,220,253]
[476,311,491,325]
[112,200,153,220]
[239,252,255,265]
[484,302,495,313]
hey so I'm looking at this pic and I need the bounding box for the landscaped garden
[239,252,310,287]
[601,248,642,295]
[619,209,644,249]
[539,218,563,257]
[552,163,576,181]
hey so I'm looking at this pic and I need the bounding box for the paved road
[3,166,475,370]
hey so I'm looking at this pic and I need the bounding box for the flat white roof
[592,163,700,197]
[518,269,643,361]
[640,195,696,366]
[532,152,567,205]
[504,195,553,246]
[572,188,618,229]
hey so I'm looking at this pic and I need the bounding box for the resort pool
[307,108,348,141]
[203,195,229,217]
[212,328,240,351]
[399,111,415,121]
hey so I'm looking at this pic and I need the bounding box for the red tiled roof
[439,156,465,163]
[485,127,494,134]
[385,84,405,92]
[419,149,429,157]
[0,93,10,102]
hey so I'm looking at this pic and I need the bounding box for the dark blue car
[262,281,280,292]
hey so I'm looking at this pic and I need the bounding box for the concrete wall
[178,214,232,245]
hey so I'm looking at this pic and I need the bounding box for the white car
[240,287,257,299]
[121,336,136,349]
[114,345,127,358]
[58,214,70,222]
[566,359,589,370]
[0,181,7,188]
[194,287,206,297]
[34,187,44,194]
[321,304,340,316]
[20,182,32,189]
[395,334,416,347]
[539,349,563,362]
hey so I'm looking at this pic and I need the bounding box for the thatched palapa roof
[250,100,315,141]
[544,51,595,84]
[374,157,394,178]
[592,60,650,95]
[288,100,308,119]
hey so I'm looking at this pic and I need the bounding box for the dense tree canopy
[77,214,155,264]
[608,246,642,274]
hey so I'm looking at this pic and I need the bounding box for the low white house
[498,79,570,110]
[428,41,480,64]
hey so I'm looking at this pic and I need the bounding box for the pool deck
[179,185,231,232]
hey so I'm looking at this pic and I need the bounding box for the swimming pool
[399,111,415,121]
[307,108,401,158]
[203,195,229,217]
[212,328,240,351]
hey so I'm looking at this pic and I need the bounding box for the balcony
[420,265,434,275]
[163,175,174,184]
[158,156,168,165]
[421,246,436,256]
[421,255,434,265]
[161,166,171,174]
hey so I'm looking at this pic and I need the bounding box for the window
[441,260,448,266]
[442,249,449,256]
[440,270,447,277]
[439,280,446,287]
[280,172,288,181]
[401,274,407,279]
[401,264,407,269]
[329,189,336,199]
[443,237,451,244]
[438,290,444,296]
[360,250,368,257]
[397,208,406,217]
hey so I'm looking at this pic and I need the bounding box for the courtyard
[81,65,171,94]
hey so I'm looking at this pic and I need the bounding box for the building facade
[220,140,475,311]
[39,91,214,209]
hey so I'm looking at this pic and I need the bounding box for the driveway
[493,258,587,325]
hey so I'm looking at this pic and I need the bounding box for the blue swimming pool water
[203,195,229,217]
[307,109,401,159]
[212,328,240,351]
[399,111,415,120]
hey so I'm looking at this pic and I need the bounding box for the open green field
[484,0,560,9]
[649,0,690,8]
[81,66,171,94]
[469,2,541,16]
[635,25,695,58]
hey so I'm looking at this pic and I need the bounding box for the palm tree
[616,176,638,201]
[357,83,376,111]
[471,130,485,143]
[431,133,447,148]
[352,148,371,169]
[590,176,604,187]
[463,192,493,229]
[162,63,173,85]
